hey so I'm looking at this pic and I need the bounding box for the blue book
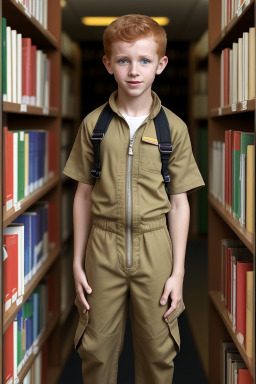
[32,289,39,343]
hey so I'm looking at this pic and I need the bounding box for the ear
[156,56,168,75]
[103,55,114,75]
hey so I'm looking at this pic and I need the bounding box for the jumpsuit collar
[108,90,162,120]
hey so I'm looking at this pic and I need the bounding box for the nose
[128,62,139,77]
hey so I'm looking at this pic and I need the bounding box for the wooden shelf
[210,0,255,53]
[3,244,60,333]
[2,0,58,49]
[3,175,59,228]
[209,290,254,377]
[14,312,59,384]
[208,194,254,254]
[210,99,255,117]
[3,102,59,117]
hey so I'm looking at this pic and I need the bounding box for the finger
[163,300,179,319]
[160,289,170,305]
[81,273,92,294]
[77,286,90,311]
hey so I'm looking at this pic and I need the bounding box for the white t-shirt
[121,112,150,139]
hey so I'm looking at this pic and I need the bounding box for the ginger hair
[103,14,167,59]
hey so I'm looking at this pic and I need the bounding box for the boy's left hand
[160,274,184,319]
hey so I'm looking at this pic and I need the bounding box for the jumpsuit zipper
[126,137,134,268]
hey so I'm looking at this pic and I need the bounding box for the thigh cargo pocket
[74,295,89,352]
[164,299,185,354]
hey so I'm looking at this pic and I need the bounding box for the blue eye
[141,59,150,64]
[119,59,128,64]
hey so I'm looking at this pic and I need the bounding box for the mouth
[126,81,142,86]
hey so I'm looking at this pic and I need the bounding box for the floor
[58,238,208,384]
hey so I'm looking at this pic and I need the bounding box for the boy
[63,14,205,384]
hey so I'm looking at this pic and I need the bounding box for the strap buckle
[164,174,170,183]
[90,169,101,178]
[91,132,105,141]
[158,143,173,154]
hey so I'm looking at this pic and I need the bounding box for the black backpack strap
[153,107,173,199]
[90,103,114,178]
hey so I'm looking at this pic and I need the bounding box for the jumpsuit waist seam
[92,214,167,234]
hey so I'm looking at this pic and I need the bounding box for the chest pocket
[141,136,162,174]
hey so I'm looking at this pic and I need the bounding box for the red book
[227,248,231,314]
[4,322,13,384]
[224,48,230,106]
[225,130,229,207]
[3,234,18,311]
[22,38,32,104]
[238,369,253,384]
[3,126,13,211]
[227,0,231,24]
[31,45,37,106]
[236,261,253,345]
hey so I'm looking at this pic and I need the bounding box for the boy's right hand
[73,263,92,313]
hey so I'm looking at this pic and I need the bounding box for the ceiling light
[81,16,170,27]
[60,0,67,7]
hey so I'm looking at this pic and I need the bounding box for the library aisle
[1,1,255,384]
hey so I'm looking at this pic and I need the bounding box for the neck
[116,88,153,117]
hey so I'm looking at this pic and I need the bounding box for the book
[246,145,254,233]
[248,27,255,100]
[245,270,253,358]
[236,260,253,345]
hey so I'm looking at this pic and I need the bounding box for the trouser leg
[129,226,182,384]
[74,224,129,384]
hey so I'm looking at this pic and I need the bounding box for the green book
[2,17,7,98]
[232,131,241,220]
[240,132,254,226]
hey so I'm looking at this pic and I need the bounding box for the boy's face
[103,37,168,99]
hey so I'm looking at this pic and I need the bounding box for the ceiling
[62,0,208,42]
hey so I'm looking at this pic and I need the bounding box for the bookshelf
[208,0,255,383]
[188,29,208,237]
[0,0,81,383]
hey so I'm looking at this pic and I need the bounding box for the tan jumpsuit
[63,90,205,384]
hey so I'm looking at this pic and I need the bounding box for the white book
[238,37,243,102]
[43,0,48,29]
[220,50,224,107]
[17,33,22,104]
[222,142,225,205]
[240,154,246,226]
[13,132,18,204]
[11,30,17,103]
[229,49,233,106]
[36,50,43,107]
[39,0,43,25]
[43,58,50,109]
[6,26,12,102]
[248,27,255,100]
[35,351,42,384]
[243,32,249,101]
[232,42,238,104]
[36,0,40,22]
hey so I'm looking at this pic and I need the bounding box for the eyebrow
[115,54,154,59]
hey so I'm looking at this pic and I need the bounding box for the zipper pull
[128,139,134,155]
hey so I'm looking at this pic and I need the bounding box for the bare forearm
[73,184,93,270]
[167,197,190,277]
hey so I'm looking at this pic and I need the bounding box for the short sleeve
[62,119,96,185]
[168,124,205,195]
